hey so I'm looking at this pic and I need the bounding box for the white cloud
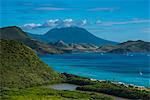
[43,19,61,27]
[63,18,74,27]
[80,19,87,26]
[21,18,150,30]
[43,18,75,27]
[22,19,75,29]
[22,23,42,29]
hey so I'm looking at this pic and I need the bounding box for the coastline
[89,78,149,91]
[61,72,150,99]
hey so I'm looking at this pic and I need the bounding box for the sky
[1,0,150,42]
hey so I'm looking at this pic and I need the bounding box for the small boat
[139,72,143,76]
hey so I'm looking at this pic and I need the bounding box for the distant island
[28,27,117,45]
[1,26,150,55]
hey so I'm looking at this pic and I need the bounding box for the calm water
[39,53,150,87]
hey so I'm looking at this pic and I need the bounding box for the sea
[39,52,150,87]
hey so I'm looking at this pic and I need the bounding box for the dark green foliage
[76,81,150,100]
[61,73,94,85]
[66,78,95,86]
[0,39,62,89]
[62,74,150,100]
[62,73,98,85]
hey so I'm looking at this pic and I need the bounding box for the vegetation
[0,26,29,40]
[1,87,113,100]
[0,26,65,54]
[77,81,150,100]
[0,39,62,90]
[62,73,94,85]
[61,73,150,100]
[0,39,149,100]
[0,40,113,100]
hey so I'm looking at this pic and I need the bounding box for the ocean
[39,52,150,87]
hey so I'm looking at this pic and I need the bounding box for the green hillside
[0,39,113,100]
[0,26,29,40]
[0,26,64,54]
[0,39,61,89]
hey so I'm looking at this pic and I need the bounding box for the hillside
[0,26,64,54]
[109,40,150,53]
[0,39,113,100]
[29,27,117,45]
[50,40,99,52]
[97,40,150,53]
[0,26,29,40]
[0,39,61,89]
[49,40,150,53]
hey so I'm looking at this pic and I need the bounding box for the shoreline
[89,78,149,91]
[61,72,150,91]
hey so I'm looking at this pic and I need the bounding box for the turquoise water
[39,53,150,87]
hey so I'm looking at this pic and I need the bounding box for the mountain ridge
[97,40,150,53]
[0,26,65,54]
[1,26,149,54]
[28,27,117,45]
[109,40,150,53]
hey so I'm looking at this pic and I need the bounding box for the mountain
[0,26,64,54]
[109,40,150,53]
[97,40,150,53]
[0,39,61,89]
[29,27,117,45]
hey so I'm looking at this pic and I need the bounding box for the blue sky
[1,0,150,42]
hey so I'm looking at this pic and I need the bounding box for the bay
[39,53,150,87]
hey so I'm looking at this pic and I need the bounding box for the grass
[1,87,114,100]
[0,39,62,89]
